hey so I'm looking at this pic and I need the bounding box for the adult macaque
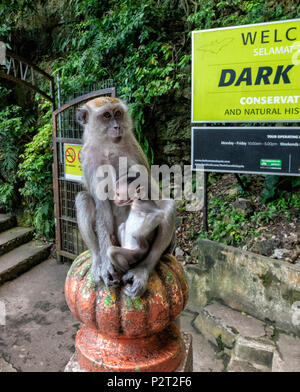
[107,177,164,273]
[75,96,175,297]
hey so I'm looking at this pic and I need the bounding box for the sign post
[192,19,300,123]
[192,127,300,176]
[191,19,300,231]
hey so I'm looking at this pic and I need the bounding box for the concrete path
[180,310,224,372]
[0,256,223,372]
[0,258,79,372]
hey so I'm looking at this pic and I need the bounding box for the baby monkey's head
[114,176,145,207]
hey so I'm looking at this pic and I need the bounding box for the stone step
[0,240,52,285]
[0,214,17,234]
[272,333,300,372]
[193,301,276,371]
[227,358,270,372]
[186,238,300,336]
[0,227,34,256]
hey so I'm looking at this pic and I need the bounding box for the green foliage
[51,0,191,163]
[1,0,300,244]
[187,0,300,30]
[0,89,35,212]
[262,175,281,203]
[251,205,277,224]
[0,87,53,239]
[18,101,54,240]
[198,196,248,245]
[0,183,14,211]
[262,175,300,203]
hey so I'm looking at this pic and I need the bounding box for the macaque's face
[95,104,125,142]
[76,97,131,143]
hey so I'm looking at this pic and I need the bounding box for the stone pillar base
[64,332,193,372]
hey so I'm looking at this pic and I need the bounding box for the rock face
[252,239,280,257]
[232,198,254,216]
[0,356,16,372]
[273,248,290,260]
[185,238,300,336]
[144,88,191,167]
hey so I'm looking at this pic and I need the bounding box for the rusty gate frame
[0,51,116,261]
[52,87,116,261]
[0,51,55,109]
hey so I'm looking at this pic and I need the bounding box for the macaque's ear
[76,107,89,125]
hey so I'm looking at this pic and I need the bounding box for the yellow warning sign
[192,19,300,122]
[64,144,83,182]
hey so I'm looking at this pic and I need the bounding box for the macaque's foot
[107,247,130,274]
[91,260,102,283]
[122,266,149,298]
[100,261,121,288]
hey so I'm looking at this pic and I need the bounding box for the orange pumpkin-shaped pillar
[65,250,189,372]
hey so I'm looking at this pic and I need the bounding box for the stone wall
[144,70,191,166]
[185,238,300,336]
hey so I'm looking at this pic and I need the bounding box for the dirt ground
[176,173,300,265]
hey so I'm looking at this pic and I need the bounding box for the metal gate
[0,51,55,109]
[52,84,116,261]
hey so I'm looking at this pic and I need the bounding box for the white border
[65,173,83,182]
[191,126,300,177]
[191,19,300,123]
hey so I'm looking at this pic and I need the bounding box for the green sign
[260,159,282,167]
[192,19,300,122]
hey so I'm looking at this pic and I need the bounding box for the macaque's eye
[114,110,122,118]
[103,112,111,119]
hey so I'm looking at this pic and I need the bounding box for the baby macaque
[107,177,164,274]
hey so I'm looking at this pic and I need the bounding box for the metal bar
[54,137,83,144]
[7,57,12,74]
[19,61,23,79]
[52,85,116,261]
[235,173,246,191]
[57,249,77,261]
[61,215,77,224]
[52,114,62,262]
[11,58,17,77]
[203,171,209,232]
[52,87,116,116]
[7,52,54,81]
[0,70,55,104]
[50,77,56,111]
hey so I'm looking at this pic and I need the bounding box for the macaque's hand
[101,259,122,288]
[91,256,121,287]
[122,266,149,298]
